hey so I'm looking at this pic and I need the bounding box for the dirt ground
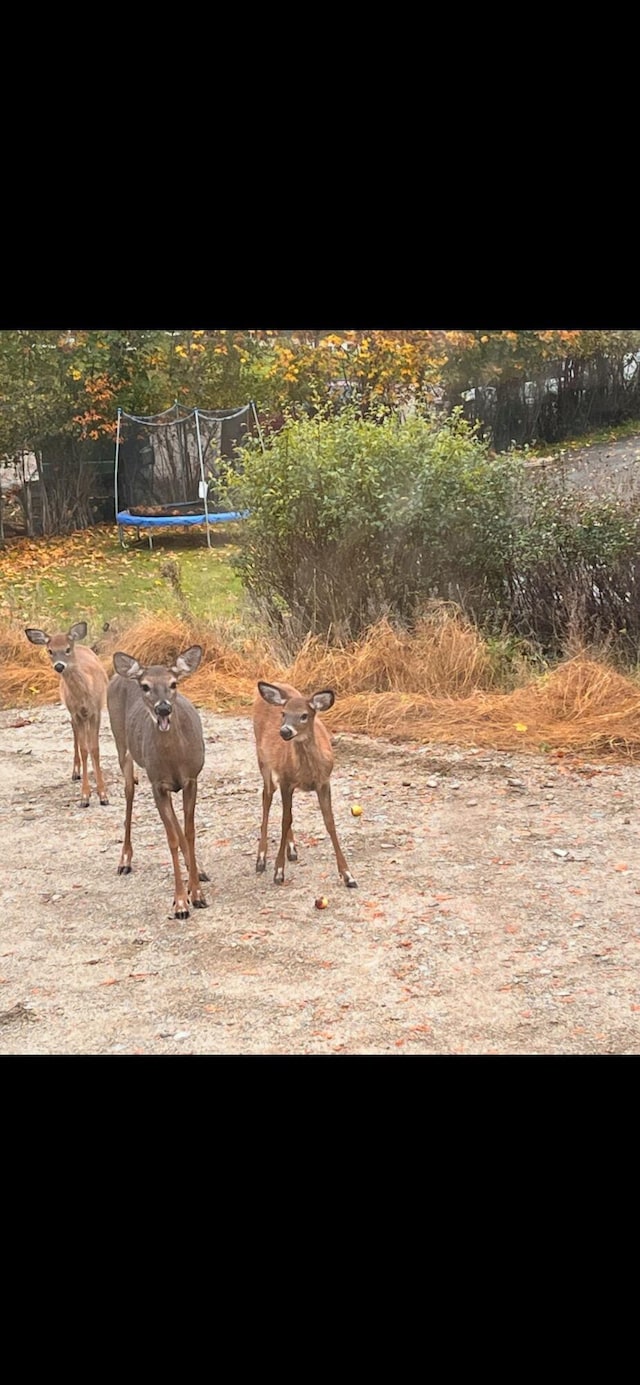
[532,432,640,498]
[2,701,640,1055]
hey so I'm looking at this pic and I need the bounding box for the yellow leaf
[514,722,527,732]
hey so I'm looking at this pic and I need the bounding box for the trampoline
[114,402,260,548]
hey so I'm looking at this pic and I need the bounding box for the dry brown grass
[4,608,640,759]
[0,625,60,705]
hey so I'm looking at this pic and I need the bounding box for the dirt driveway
[534,432,640,498]
[2,702,640,1054]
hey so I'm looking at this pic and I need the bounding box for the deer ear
[25,628,49,646]
[172,645,202,679]
[258,681,288,707]
[113,652,143,678]
[309,689,335,713]
[68,621,87,642]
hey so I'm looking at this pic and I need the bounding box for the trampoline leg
[118,525,124,548]
[148,532,153,551]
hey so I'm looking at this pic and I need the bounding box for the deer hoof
[344,873,358,888]
[80,797,90,808]
[174,904,190,920]
[198,871,210,882]
[256,857,267,874]
[286,844,298,862]
[191,896,208,909]
[118,864,132,875]
[274,868,285,884]
[72,771,81,781]
[100,795,109,806]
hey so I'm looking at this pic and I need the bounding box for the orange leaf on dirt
[613,863,629,872]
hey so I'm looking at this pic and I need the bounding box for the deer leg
[170,804,209,884]
[117,751,135,874]
[317,782,358,888]
[274,786,294,884]
[256,775,274,873]
[77,726,91,807]
[152,785,190,919]
[89,715,108,805]
[286,826,298,862]
[72,725,81,781]
[182,778,207,908]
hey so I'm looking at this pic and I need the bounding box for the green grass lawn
[0,523,244,634]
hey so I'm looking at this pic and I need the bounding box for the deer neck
[59,663,89,703]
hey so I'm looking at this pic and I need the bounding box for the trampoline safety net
[114,402,252,544]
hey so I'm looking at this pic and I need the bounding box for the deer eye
[65,647,71,654]
[141,682,151,693]
[300,713,308,722]
[170,682,177,691]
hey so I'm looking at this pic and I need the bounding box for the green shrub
[222,407,640,663]
[225,408,521,640]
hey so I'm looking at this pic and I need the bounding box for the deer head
[25,621,88,674]
[257,681,335,742]
[113,646,202,732]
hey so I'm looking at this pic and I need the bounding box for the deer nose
[53,661,66,673]
[280,726,295,740]
[155,701,172,717]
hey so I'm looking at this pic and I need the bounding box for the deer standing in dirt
[25,621,109,807]
[253,680,357,888]
[107,645,208,919]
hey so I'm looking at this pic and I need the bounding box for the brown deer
[25,621,109,807]
[253,680,357,889]
[107,645,208,919]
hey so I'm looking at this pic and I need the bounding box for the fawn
[25,620,109,807]
[253,680,357,888]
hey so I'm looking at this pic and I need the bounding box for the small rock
[174,1030,190,1041]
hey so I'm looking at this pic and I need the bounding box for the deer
[253,680,357,889]
[107,645,208,919]
[25,620,109,807]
